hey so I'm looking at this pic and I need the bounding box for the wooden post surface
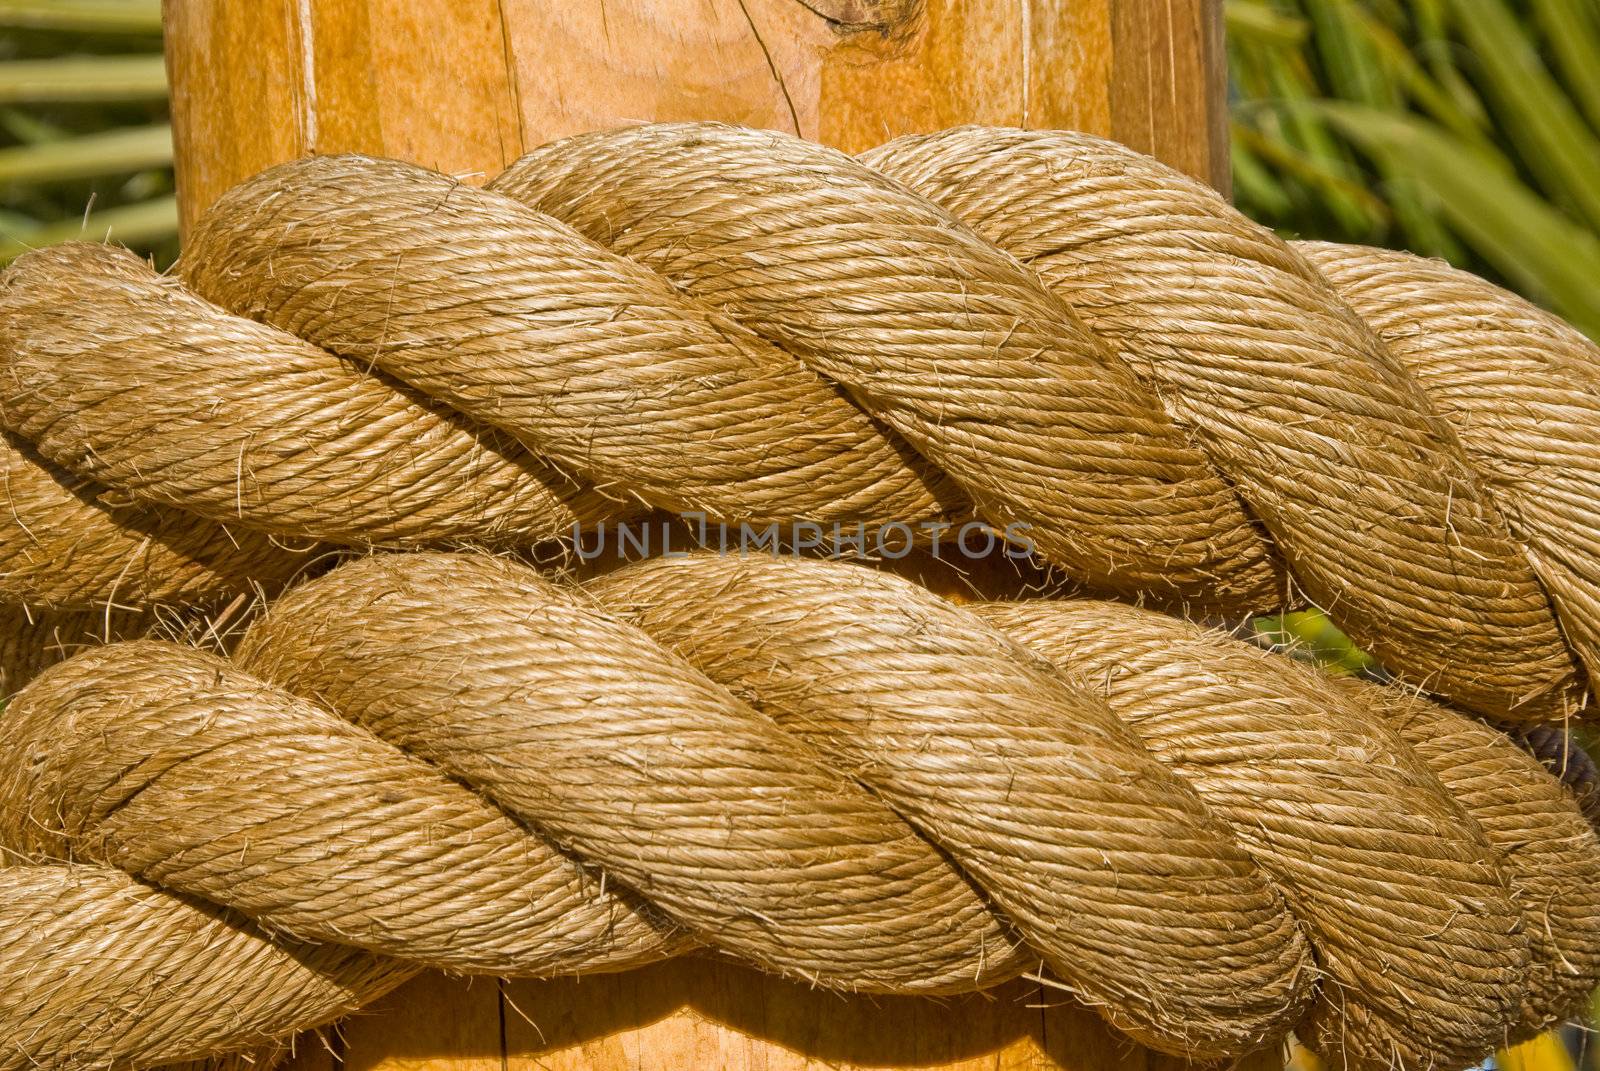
[163,3,1250,1068]
[278,962,1284,1071]
[162,0,1228,234]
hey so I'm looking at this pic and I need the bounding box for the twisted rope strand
[584,552,1315,1058]
[0,552,1594,1071]
[491,124,1286,612]
[0,641,687,977]
[1,125,1599,722]
[1514,725,1600,831]
[232,553,1031,997]
[1,124,1599,1071]
[1348,678,1600,1042]
[0,243,607,548]
[973,598,1542,1070]
[0,431,309,610]
[1298,241,1600,717]
[0,865,409,1070]
[0,603,146,694]
[857,126,1583,721]
[181,154,965,529]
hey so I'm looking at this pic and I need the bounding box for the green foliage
[1237,15,1600,1059]
[0,0,171,265]
[1251,611,1377,677]
[1229,0,1600,339]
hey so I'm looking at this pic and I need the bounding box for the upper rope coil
[2,551,1597,1071]
[2,124,1599,723]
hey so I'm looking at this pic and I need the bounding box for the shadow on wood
[280,960,1284,1071]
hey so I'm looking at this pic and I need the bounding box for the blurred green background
[0,1,1597,1068]
[1229,0,1600,342]
[0,0,170,264]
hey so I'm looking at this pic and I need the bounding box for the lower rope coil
[1,551,1597,1071]
[1,121,1599,1071]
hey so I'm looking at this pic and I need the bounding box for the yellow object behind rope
[1498,1034,1577,1071]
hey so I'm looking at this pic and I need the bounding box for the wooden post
[162,3,1253,1069]
[276,963,1284,1071]
[162,0,1229,235]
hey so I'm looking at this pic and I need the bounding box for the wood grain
[276,962,1286,1071]
[163,0,1228,233]
[1108,0,1229,196]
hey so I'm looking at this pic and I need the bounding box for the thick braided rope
[0,866,409,1069]
[852,127,1585,720]
[0,430,314,608]
[6,127,1600,724]
[1514,725,1600,830]
[1296,241,1600,706]
[0,553,1596,1071]
[181,154,966,531]
[583,554,1313,1053]
[0,243,610,549]
[0,602,148,695]
[1346,679,1600,1043]
[3,120,1600,1062]
[976,597,1600,1069]
[499,123,1587,720]
[482,130,1282,611]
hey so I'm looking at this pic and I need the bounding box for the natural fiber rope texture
[231,553,1031,996]
[0,602,146,695]
[490,128,1284,612]
[973,597,1598,1069]
[1345,678,1600,1042]
[0,640,689,978]
[1515,725,1600,832]
[855,126,1583,720]
[0,865,410,1070]
[0,430,313,609]
[584,553,1314,1056]
[0,243,605,549]
[2,552,1597,1071]
[4,125,1600,724]
[1297,240,1600,719]
[181,154,965,530]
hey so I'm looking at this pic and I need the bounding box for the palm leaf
[1528,0,1600,134]
[0,0,160,34]
[1224,0,1309,46]
[0,55,167,103]
[1298,2,1464,257]
[0,193,176,263]
[1313,102,1600,339]
[0,123,169,183]
[1446,0,1600,232]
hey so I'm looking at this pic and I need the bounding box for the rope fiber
[1,123,1599,1071]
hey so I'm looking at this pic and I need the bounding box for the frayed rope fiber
[2,552,1599,1071]
[1,124,1600,1071]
